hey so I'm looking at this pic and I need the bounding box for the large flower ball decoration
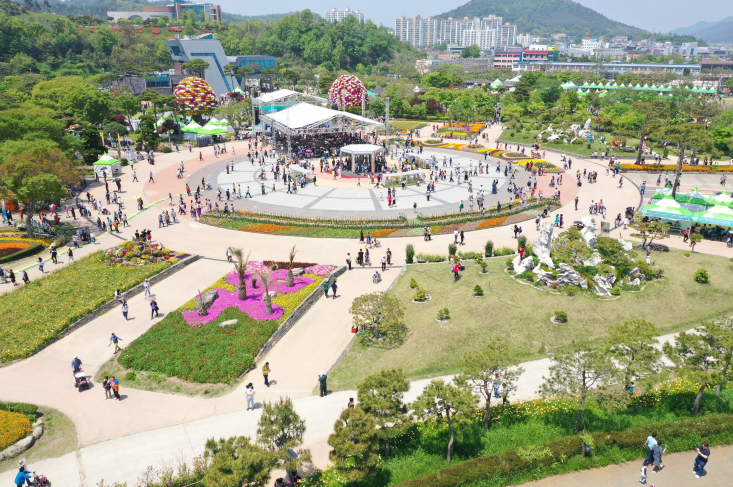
[174,77,217,114]
[327,74,367,107]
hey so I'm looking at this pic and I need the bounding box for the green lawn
[498,129,645,158]
[391,121,428,132]
[329,248,733,390]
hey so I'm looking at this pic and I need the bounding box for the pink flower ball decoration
[327,74,367,107]
[174,77,217,113]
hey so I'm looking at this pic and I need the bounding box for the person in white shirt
[245,383,256,410]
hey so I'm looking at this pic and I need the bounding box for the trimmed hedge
[0,242,44,264]
[0,402,39,416]
[396,415,733,487]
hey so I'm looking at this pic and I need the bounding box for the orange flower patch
[370,229,397,237]
[476,217,508,229]
[242,224,297,234]
[0,411,32,450]
[0,242,31,259]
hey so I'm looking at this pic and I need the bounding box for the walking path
[1,125,732,486]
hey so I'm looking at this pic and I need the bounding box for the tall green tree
[606,320,664,391]
[357,369,410,458]
[460,44,480,58]
[631,99,669,164]
[328,407,381,487]
[539,347,615,433]
[256,398,311,483]
[663,322,733,414]
[0,149,80,238]
[412,379,478,461]
[181,59,210,78]
[349,292,407,346]
[214,99,253,136]
[202,436,276,487]
[455,338,524,431]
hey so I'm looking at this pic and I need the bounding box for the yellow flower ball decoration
[174,76,218,115]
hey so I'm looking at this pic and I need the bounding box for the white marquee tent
[260,103,383,136]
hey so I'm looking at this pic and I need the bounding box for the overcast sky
[218,0,733,33]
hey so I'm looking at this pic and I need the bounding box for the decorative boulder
[580,217,597,248]
[626,276,641,287]
[628,267,646,281]
[32,425,43,439]
[291,267,304,277]
[533,222,555,269]
[533,267,556,286]
[617,239,633,251]
[592,273,616,296]
[196,290,219,316]
[512,254,535,274]
[557,263,588,289]
[218,319,238,328]
[582,252,603,267]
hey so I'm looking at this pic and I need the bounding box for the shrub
[684,251,691,257]
[0,410,32,450]
[516,271,534,282]
[405,244,415,263]
[554,311,568,323]
[0,402,38,416]
[414,287,427,301]
[437,308,450,320]
[160,146,173,153]
[496,246,515,256]
[485,240,494,257]
[510,132,515,137]
[694,268,710,284]
[473,285,484,296]
[517,235,527,252]
[480,260,488,273]
[124,371,137,381]
[610,287,621,296]
[416,253,446,262]
[448,243,457,257]
[566,287,575,296]
[409,278,419,289]
[458,250,482,260]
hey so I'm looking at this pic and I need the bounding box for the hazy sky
[218,0,733,33]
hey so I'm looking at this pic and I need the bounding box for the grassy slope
[498,129,642,158]
[329,248,733,390]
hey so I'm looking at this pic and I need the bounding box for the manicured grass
[117,268,325,384]
[391,121,428,131]
[329,248,733,390]
[0,251,171,363]
[499,129,642,158]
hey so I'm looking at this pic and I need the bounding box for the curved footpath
[0,127,731,486]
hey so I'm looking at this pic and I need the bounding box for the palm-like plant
[286,245,298,287]
[232,248,251,300]
[258,264,277,315]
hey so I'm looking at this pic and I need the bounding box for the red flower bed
[150,28,161,34]
[203,29,212,33]
[134,28,144,33]
[113,27,121,31]
[168,28,183,32]
[89,28,96,32]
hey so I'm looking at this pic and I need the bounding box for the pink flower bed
[304,264,337,276]
[183,268,314,326]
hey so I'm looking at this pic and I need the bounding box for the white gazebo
[339,144,385,173]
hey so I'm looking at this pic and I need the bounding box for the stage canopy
[261,102,383,136]
[256,89,328,108]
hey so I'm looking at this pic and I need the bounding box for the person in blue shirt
[15,466,32,486]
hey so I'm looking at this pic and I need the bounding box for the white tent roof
[340,144,384,154]
[261,103,383,135]
[257,89,328,105]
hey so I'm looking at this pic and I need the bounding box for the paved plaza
[1,124,732,486]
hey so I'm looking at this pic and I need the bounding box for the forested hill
[436,0,649,39]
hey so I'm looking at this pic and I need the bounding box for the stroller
[33,472,50,486]
[74,371,90,392]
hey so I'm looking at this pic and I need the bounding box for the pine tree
[256,398,312,483]
[412,379,477,461]
[202,436,276,487]
[357,369,410,458]
[328,407,381,486]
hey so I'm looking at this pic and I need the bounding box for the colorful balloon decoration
[327,75,367,108]
[174,77,218,114]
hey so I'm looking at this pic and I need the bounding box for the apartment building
[324,8,364,23]
[394,16,438,47]
[479,15,503,30]
[495,23,517,49]
[440,17,479,45]
[517,33,532,48]
[461,28,496,52]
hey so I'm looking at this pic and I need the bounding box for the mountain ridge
[672,16,733,43]
[435,0,649,39]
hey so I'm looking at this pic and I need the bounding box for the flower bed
[0,410,32,450]
[421,140,444,146]
[103,242,188,266]
[118,262,330,383]
[150,28,161,34]
[0,250,174,362]
[241,223,297,234]
[619,163,733,173]
[134,28,144,33]
[500,151,528,160]
[370,228,398,237]
[439,123,483,133]
[476,216,508,229]
[168,28,183,32]
[0,241,44,264]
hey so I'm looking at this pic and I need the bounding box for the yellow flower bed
[272,273,322,316]
[0,236,52,246]
[0,411,32,450]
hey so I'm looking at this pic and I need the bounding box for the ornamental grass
[0,410,32,450]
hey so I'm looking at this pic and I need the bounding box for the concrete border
[2,254,200,366]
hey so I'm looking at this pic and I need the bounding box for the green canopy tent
[93,153,121,177]
[693,205,733,226]
[707,190,733,207]
[677,187,709,212]
[641,198,694,221]
[198,124,229,136]
[181,121,202,133]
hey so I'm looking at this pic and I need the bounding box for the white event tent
[260,102,383,136]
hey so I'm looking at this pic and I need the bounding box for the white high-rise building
[495,22,517,49]
[461,29,496,52]
[517,33,532,48]
[480,15,503,31]
[324,8,364,23]
[439,17,479,45]
[394,16,438,48]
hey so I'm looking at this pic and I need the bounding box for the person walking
[109,333,123,353]
[643,432,658,466]
[245,383,256,410]
[652,440,666,472]
[226,247,233,263]
[574,196,579,210]
[51,247,58,264]
[330,279,338,299]
[71,355,82,374]
[37,257,45,273]
[262,362,270,387]
[693,442,710,478]
[381,255,387,271]
[318,371,328,397]
[132,170,138,182]
[346,253,352,270]
[112,377,121,400]
[386,248,392,265]
[322,279,330,297]
[149,172,155,183]
[150,298,159,319]
[143,278,151,297]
